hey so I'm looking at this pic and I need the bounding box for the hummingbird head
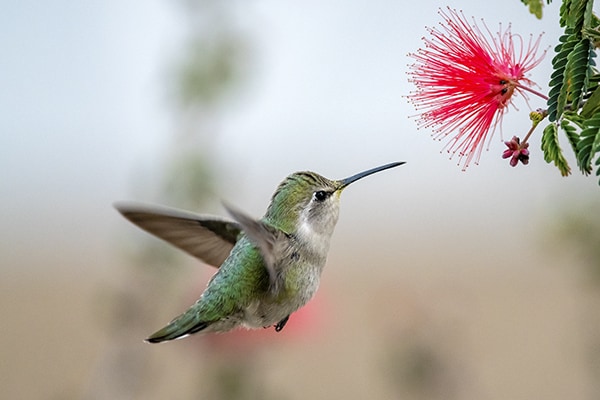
[264,162,405,236]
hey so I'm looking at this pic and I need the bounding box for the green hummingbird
[115,161,404,343]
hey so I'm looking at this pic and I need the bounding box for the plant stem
[522,124,536,145]
[515,82,549,101]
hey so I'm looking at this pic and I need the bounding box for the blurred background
[2,0,600,399]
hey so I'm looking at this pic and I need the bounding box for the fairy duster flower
[407,8,546,169]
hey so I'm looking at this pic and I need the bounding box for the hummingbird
[115,161,404,343]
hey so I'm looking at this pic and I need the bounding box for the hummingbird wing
[222,203,287,294]
[114,202,242,268]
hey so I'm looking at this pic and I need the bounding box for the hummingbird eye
[313,190,329,202]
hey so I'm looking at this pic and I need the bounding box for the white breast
[297,220,332,260]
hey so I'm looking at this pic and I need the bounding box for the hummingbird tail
[145,314,209,343]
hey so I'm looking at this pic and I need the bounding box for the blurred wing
[114,202,241,268]
[223,202,286,294]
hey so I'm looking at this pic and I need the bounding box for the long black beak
[338,161,405,190]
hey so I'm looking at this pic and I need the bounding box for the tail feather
[145,313,210,343]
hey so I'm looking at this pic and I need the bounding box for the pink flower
[502,136,530,166]
[407,8,545,169]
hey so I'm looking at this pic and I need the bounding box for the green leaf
[560,0,594,31]
[565,38,592,109]
[582,27,600,48]
[521,0,544,19]
[561,117,581,157]
[541,123,572,176]
[559,0,573,27]
[548,33,579,121]
[581,86,600,118]
[577,111,600,174]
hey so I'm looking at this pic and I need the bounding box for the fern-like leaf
[577,111,600,174]
[548,33,579,121]
[541,123,572,176]
[560,0,593,32]
[561,117,581,158]
[565,38,592,109]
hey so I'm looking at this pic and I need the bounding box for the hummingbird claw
[274,315,290,332]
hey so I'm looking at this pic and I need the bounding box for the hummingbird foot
[274,315,290,332]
